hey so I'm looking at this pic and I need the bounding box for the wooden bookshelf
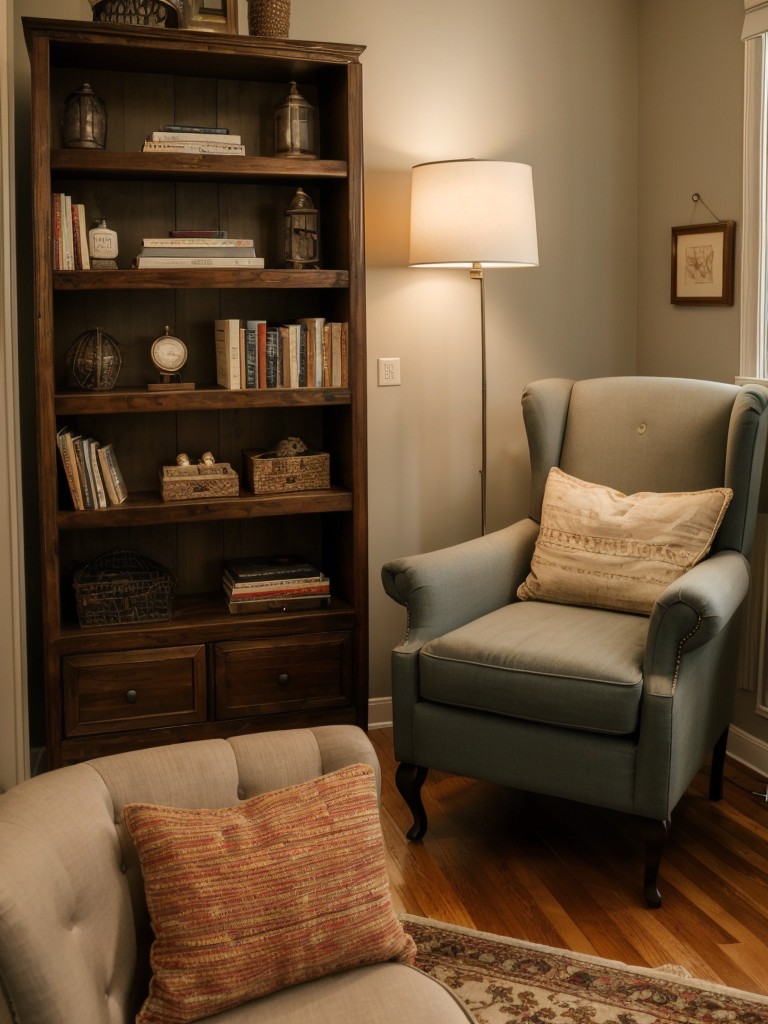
[24,17,368,767]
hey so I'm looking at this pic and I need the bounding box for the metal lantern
[284,187,320,269]
[90,0,184,26]
[66,327,122,391]
[61,83,106,150]
[274,82,318,159]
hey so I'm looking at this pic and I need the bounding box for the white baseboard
[727,725,768,779]
[367,697,393,730]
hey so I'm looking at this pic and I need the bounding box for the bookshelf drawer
[214,632,352,719]
[63,645,207,736]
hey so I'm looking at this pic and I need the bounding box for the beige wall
[0,0,27,792]
[289,0,639,704]
[637,0,744,381]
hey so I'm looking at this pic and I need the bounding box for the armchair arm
[381,518,539,652]
[644,549,750,697]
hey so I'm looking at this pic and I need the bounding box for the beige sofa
[0,725,473,1024]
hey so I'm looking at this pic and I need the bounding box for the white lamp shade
[409,159,539,268]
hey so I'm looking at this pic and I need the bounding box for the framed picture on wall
[185,0,238,33]
[671,220,736,306]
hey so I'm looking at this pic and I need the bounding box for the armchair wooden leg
[638,817,669,908]
[709,726,729,802]
[395,762,429,841]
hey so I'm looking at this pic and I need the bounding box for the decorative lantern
[284,187,320,269]
[61,83,106,150]
[66,327,122,391]
[274,82,318,159]
[90,0,184,27]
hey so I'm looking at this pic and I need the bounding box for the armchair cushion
[124,763,416,1024]
[517,468,732,614]
[420,600,648,735]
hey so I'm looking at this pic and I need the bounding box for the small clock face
[151,333,188,373]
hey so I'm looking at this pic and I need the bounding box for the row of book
[142,124,246,157]
[134,235,264,269]
[51,194,90,270]
[223,555,331,615]
[56,427,127,510]
[215,317,349,390]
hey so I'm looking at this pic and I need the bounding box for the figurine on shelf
[88,218,119,269]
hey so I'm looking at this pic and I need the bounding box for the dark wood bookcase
[23,18,368,767]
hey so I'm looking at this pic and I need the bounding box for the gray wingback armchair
[382,376,768,907]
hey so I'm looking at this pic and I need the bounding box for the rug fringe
[399,914,767,1000]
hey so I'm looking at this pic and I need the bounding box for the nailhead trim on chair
[672,616,703,691]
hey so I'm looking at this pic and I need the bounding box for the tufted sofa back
[0,726,379,1024]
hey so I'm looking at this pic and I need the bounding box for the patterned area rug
[401,915,768,1024]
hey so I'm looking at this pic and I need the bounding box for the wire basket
[91,0,184,26]
[73,550,175,626]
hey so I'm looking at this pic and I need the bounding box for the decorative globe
[66,327,122,390]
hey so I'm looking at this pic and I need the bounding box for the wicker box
[243,449,330,494]
[160,462,239,502]
[73,550,175,627]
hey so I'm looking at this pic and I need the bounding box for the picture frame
[671,220,736,306]
[185,0,238,34]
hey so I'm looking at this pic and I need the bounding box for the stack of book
[56,427,128,510]
[215,317,349,390]
[142,124,246,156]
[223,555,331,614]
[134,236,264,269]
[51,193,90,270]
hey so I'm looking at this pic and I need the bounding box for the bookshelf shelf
[53,269,350,290]
[56,486,354,529]
[51,149,349,181]
[25,17,368,767]
[54,385,351,414]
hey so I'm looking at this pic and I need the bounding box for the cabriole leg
[709,726,729,802]
[638,817,670,908]
[395,762,429,841]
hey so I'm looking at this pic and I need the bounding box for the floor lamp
[409,159,539,535]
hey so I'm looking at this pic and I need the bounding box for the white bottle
[88,218,118,266]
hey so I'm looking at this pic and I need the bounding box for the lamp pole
[471,262,487,535]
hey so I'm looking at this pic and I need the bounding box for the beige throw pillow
[517,467,732,615]
[124,763,416,1024]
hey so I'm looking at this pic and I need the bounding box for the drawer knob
[277,672,289,686]
[125,689,138,704]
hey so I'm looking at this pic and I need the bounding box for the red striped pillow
[124,763,415,1024]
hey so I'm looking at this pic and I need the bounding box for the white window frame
[740,7,768,720]
[740,31,768,382]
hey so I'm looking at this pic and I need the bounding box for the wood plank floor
[369,727,768,995]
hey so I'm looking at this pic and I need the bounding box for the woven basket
[248,0,290,37]
[160,462,239,502]
[244,448,329,494]
[73,550,175,626]
[91,0,183,26]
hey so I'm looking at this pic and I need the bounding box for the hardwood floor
[370,727,768,995]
